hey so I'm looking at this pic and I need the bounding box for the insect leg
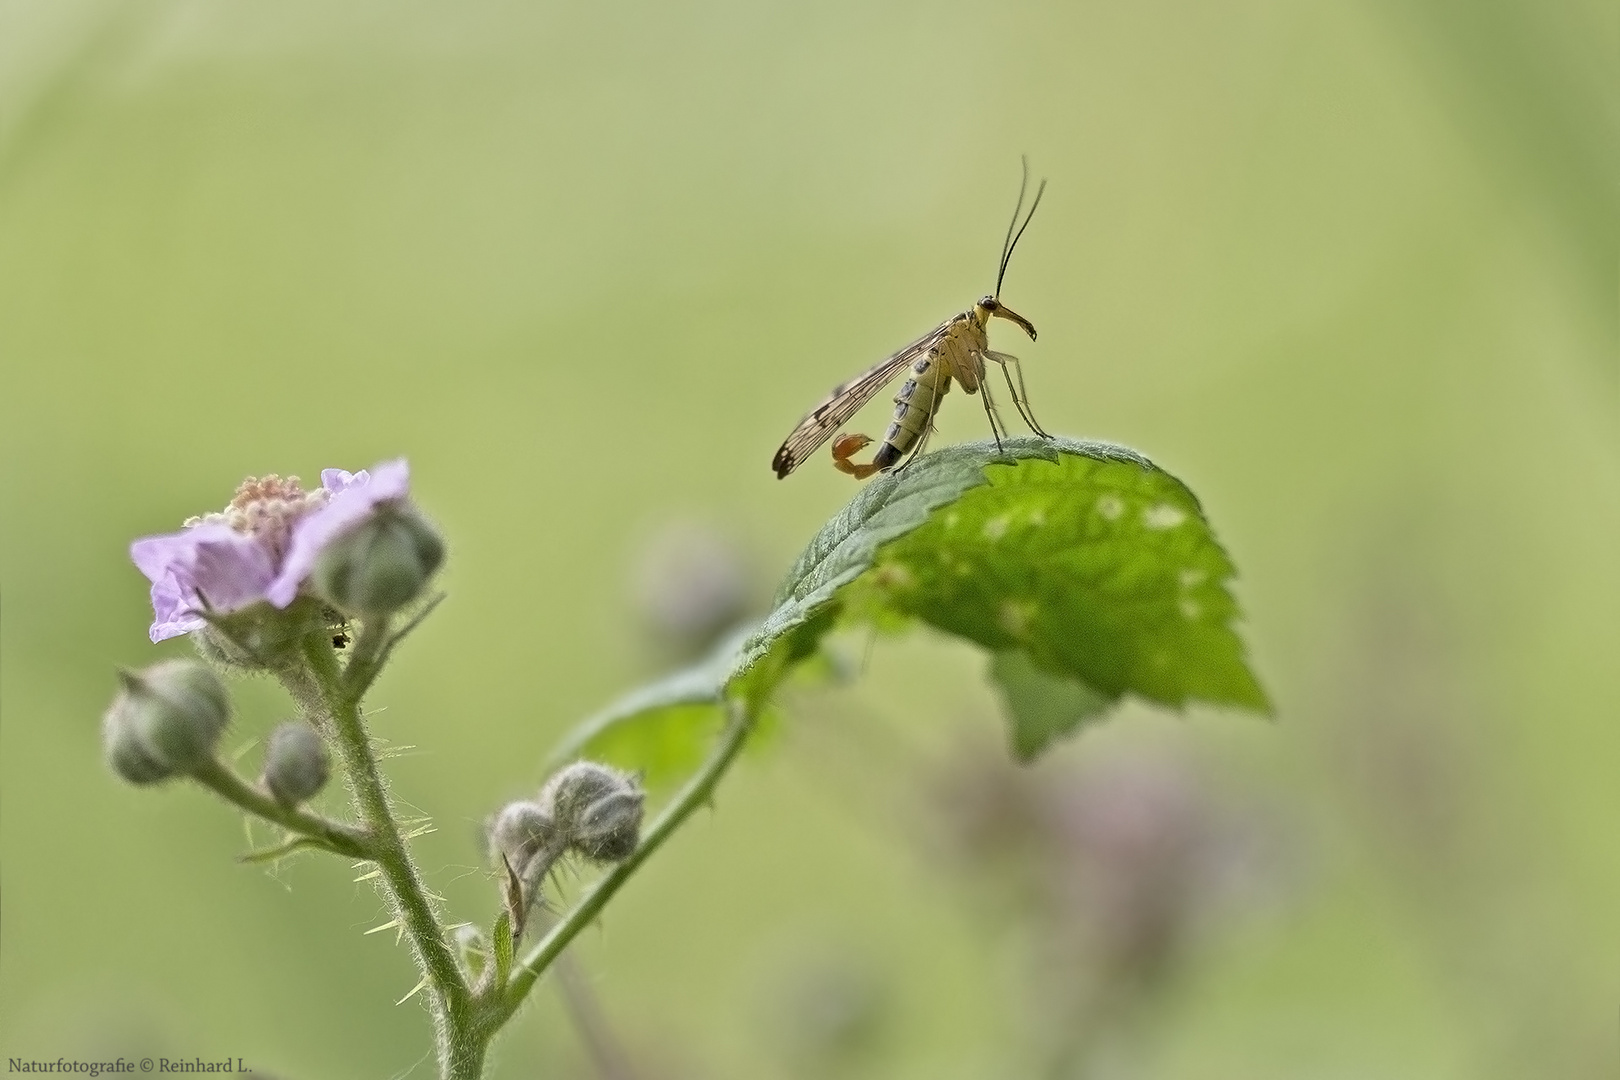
[974,355,1008,452]
[896,418,936,472]
[986,351,1052,438]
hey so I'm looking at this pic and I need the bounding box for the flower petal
[147,570,204,643]
[189,526,277,612]
[269,459,411,608]
[321,468,369,493]
[130,523,277,640]
[131,532,198,582]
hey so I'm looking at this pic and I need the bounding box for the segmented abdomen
[872,354,951,469]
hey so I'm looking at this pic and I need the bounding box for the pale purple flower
[130,460,411,642]
[131,525,278,642]
[267,460,410,606]
[319,467,374,496]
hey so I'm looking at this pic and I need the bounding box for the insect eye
[980,296,998,310]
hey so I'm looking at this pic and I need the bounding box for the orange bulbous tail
[831,433,882,480]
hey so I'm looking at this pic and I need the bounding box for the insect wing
[772,321,949,478]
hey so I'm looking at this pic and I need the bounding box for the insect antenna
[995,157,1030,294]
[995,159,1047,299]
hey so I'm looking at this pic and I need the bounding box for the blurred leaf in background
[925,733,1287,1079]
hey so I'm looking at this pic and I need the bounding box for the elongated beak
[990,303,1037,341]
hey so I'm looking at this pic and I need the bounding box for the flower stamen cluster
[129,460,428,644]
[184,473,329,561]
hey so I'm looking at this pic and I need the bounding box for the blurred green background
[1,0,1614,1076]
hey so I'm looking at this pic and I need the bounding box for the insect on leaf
[548,436,1268,773]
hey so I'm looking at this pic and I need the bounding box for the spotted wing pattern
[772,319,954,479]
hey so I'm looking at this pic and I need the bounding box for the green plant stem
[298,625,479,1078]
[190,756,372,860]
[339,611,391,698]
[499,698,755,1021]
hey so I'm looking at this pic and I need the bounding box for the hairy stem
[338,611,391,699]
[298,625,479,1077]
[190,756,372,860]
[499,698,755,1020]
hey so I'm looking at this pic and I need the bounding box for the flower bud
[312,503,444,617]
[538,761,626,823]
[488,800,557,870]
[571,789,645,862]
[103,660,231,783]
[103,707,175,785]
[538,762,644,863]
[262,722,330,806]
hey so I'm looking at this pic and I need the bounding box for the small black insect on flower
[322,606,352,650]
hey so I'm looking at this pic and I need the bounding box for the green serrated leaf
[546,625,750,782]
[549,603,843,783]
[989,650,1116,762]
[765,439,1048,624]
[546,435,1267,775]
[574,703,724,786]
[859,437,1270,713]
